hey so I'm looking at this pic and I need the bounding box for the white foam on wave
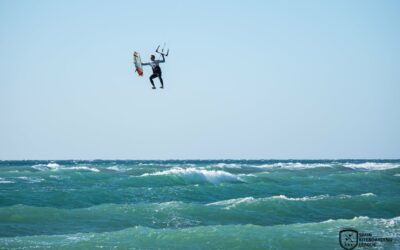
[47,163,60,168]
[271,194,330,201]
[207,194,331,209]
[0,180,14,184]
[207,197,255,208]
[107,166,120,171]
[343,162,399,171]
[138,162,156,166]
[382,216,400,228]
[31,165,46,171]
[352,216,370,220]
[166,163,196,167]
[212,163,242,169]
[16,176,44,183]
[320,216,371,224]
[106,166,128,172]
[272,193,375,201]
[68,166,100,172]
[31,163,99,173]
[106,165,132,172]
[238,173,257,177]
[246,162,400,171]
[66,234,94,242]
[316,216,400,235]
[321,219,335,223]
[361,193,376,197]
[32,163,61,171]
[253,162,333,170]
[141,167,240,184]
[206,193,370,209]
[0,177,14,184]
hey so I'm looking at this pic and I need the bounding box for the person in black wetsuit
[142,54,165,89]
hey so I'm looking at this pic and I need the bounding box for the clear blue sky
[0,0,399,159]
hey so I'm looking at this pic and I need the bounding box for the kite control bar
[156,45,169,56]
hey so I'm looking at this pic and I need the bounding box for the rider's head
[151,55,155,61]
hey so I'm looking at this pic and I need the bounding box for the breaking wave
[342,162,400,170]
[141,167,241,184]
[31,163,100,172]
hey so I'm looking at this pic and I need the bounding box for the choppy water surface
[0,160,399,249]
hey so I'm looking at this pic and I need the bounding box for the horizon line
[1,158,400,161]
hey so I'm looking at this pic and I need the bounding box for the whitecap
[321,219,335,223]
[343,162,399,171]
[107,166,122,171]
[106,166,131,172]
[32,163,99,173]
[141,167,240,184]
[67,166,100,172]
[271,194,330,201]
[0,178,14,184]
[337,194,352,199]
[207,194,331,209]
[32,162,60,171]
[47,163,60,169]
[207,197,255,207]
[138,163,156,166]
[382,216,400,228]
[351,216,370,220]
[318,216,370,225]
[360,193,376,197]
[238,173,257,177]
[212,163,242,169]
[65,234,94,242]
[253,162,332,170]
[31,164,49,171]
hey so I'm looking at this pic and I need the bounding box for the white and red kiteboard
[133,52,143,76]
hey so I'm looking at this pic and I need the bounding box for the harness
[151,61,162,75]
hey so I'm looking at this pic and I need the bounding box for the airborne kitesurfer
[142,54,165,89]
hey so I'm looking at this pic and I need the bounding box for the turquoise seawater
[0,160,399,249]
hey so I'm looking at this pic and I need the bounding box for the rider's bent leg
[149,74,157,88]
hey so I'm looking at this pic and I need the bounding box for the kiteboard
[133,52,143,76]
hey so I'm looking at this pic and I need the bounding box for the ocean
[0,160,399,249]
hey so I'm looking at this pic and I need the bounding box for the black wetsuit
[142,55,165,88]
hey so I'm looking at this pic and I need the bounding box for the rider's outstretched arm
[141,62,150,66]
[158,54,165,63]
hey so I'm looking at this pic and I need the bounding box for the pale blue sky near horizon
[0,0,399,159]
